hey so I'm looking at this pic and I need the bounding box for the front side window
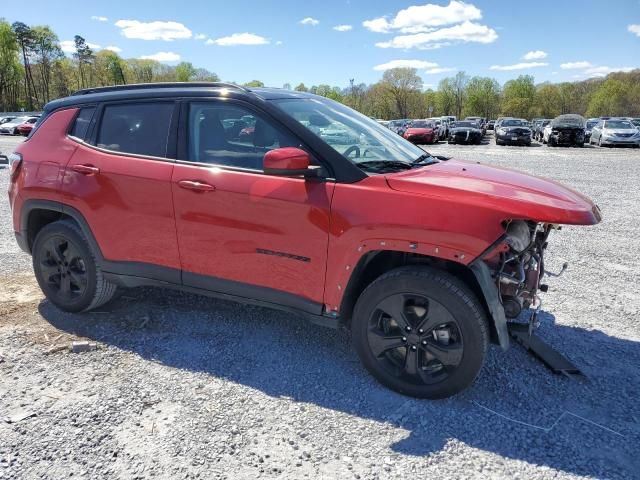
[272,97,426,166]
[97,103,174,158]
[187,102,302,170]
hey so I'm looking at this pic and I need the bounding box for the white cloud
[300,17,319,26]
[363,17,391,33]
[560,61,593,69]
[115,20,192,41]
[523,50,547,60]
[584,65,635,77]
[206,33,269,46]
[104,46,122,53]
[489,62,548,71]
[373,59,438,71]
[376,21,497,49]
[91,16,108,22]
[424,66,456,74]
[333,24,353,32]
[60,40,101,53]
[139,51,181,62]
[275,40,283,45]
[194,33,208,40]
[60,41,75,53]
[363,1,482,33]
[628,24,640,37]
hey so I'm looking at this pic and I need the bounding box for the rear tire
[351,266,489,399]
[32,220,117,313]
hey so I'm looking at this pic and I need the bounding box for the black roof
[44,82,316,112]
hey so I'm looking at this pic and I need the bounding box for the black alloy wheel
[352,266,489,399]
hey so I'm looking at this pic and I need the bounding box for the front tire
[351,266,489,399]
[32,220,118,313]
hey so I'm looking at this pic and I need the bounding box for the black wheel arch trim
[469,261,509,350]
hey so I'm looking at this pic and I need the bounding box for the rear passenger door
[62,101,181,282]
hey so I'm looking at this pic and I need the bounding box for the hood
[405,127,434,134]
[451,127,480,133]
[2,121,23,128]
[604,128,638,135]
[386,159,601,225]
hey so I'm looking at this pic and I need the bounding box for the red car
[403,120,437,144]
[8,82,601,399]
[16,116,39,136]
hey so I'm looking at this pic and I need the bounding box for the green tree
[534,84,561,118]
[192,68,219,82]
[381,67,423,118]
[436,78,456,115]
[464,76,500,119]
[12,21,37,109]
[244,80,264,87]
[586,79,628,117]
[31,26,63,104]
[73,35,94,89]
[502,75,536,118]
[294,82,308,92]
[175,61,196,82]
[0,20,22,111]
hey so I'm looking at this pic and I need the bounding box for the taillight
[9,153,22,179]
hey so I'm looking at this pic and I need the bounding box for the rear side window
[96,103,174,158]
[69,107,96,140]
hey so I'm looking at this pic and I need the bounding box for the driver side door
[171,99,335,312]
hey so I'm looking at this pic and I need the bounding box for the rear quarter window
[69,107,96,140]
[96,103,174,158]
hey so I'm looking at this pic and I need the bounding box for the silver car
[589,119,640,147]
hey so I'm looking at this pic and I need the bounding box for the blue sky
[6,0,640,89]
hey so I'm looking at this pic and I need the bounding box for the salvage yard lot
[1,134,639,479]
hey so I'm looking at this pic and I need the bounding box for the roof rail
[71,82,249,96]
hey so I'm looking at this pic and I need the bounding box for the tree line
[1,19,639,119]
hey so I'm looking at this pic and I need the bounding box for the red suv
[8,83,601,398]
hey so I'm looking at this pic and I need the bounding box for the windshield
[502,119,527,127]
[552,115,585,127]
[272,97,429,168]
[410,121,434,128]
[452,121,476,128]
[604,120,634,129]
[586,120,599,128]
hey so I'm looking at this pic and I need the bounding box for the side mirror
[263,147,314,177]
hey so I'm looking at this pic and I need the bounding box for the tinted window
[188,102,302,170]
[97,103,174,158]
[69,107,95,140]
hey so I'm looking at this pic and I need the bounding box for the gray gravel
[1,134,639,479]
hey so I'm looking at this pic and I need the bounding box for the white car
[589,119,640,147]
[0,116,31,135]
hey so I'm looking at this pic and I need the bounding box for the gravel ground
[1,134,639,480]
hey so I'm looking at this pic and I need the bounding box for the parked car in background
[427,118,444,139]
[0,116,33,135]
[544,114,586,147]
[376,119,389,127]
[631,118,640,128]
[589,119,640,147]
[388,119,409,135]
[495,118,532,146]
[0,116,17,125]
[486,120,496,131]
[16,116,39,136]
[402,119,438,145]
[465,117,486,134]
[533,119,551,142]
[447,120,483,144]
[584,118,600,143]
